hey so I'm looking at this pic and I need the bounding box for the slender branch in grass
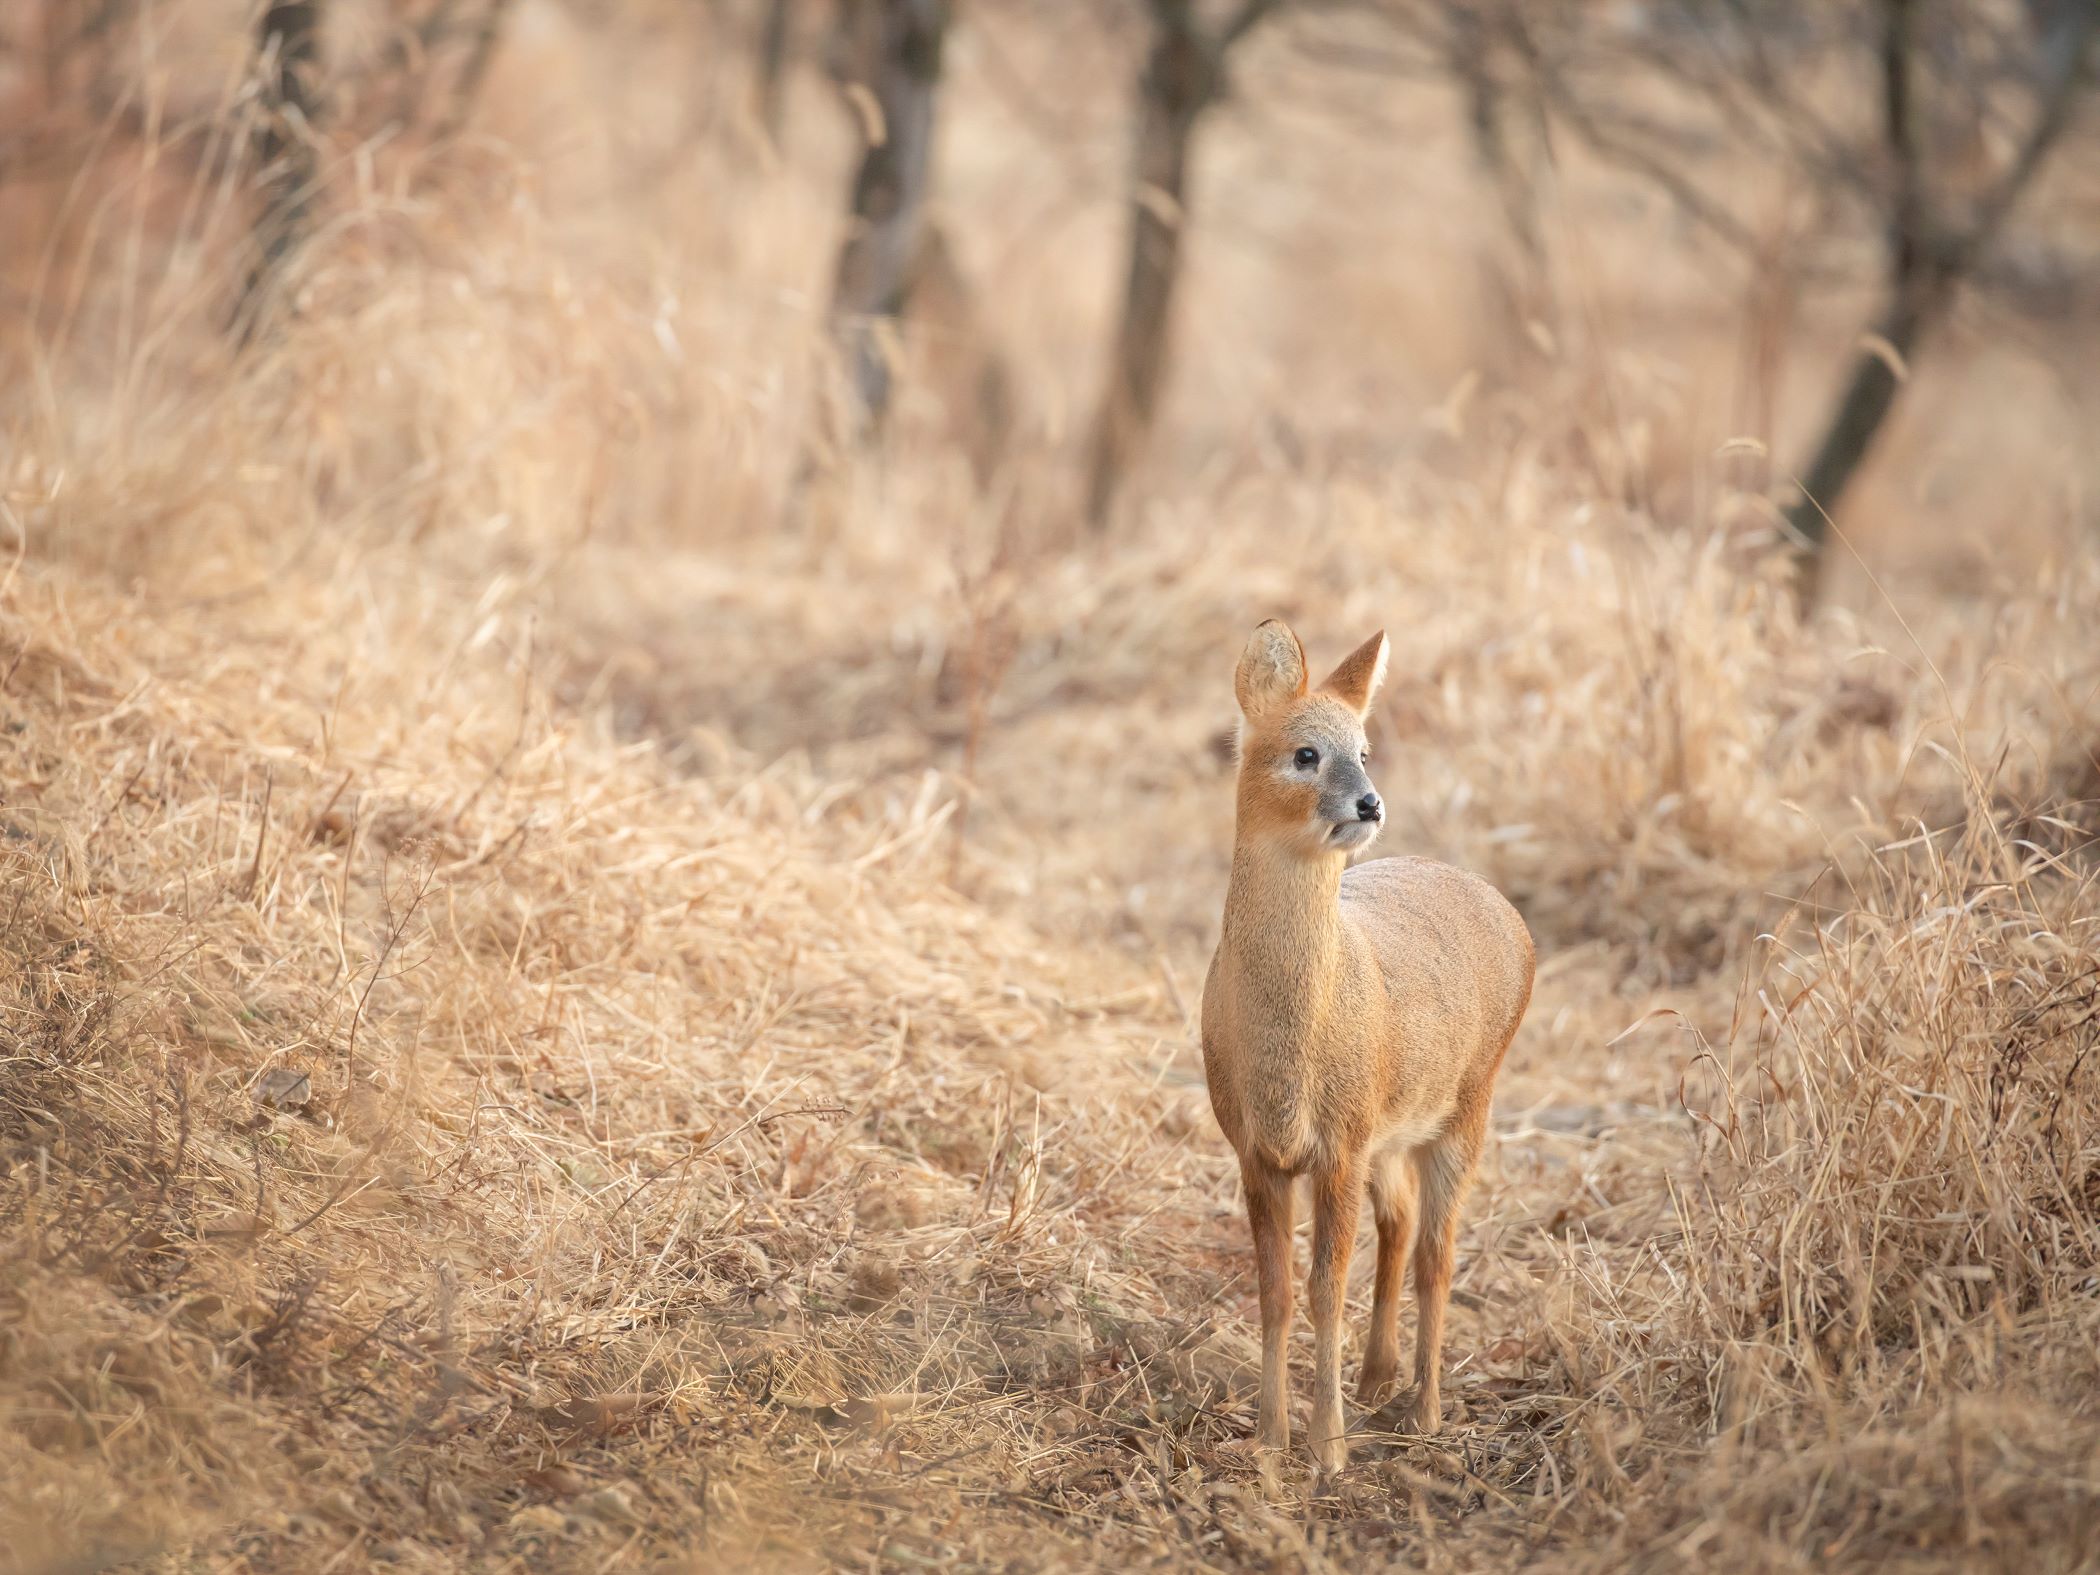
[343,854,434,1089]
[68,1059,193,1279]
[85,754,152,848]
[0,496,27,607]
[450,612,537,833]
[240,766,273,901]
[234,860,437,1249]
[306,769,354,842]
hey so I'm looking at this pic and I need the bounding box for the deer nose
[1356,792,1382,822]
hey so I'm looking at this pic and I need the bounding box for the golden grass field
[3,2,2099,1570]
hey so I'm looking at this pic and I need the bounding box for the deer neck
[1222,840,1347,1031]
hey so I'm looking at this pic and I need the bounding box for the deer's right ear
[1235,620,1307,720]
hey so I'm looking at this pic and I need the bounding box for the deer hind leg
[1307,1154,1365,1472]
[1240,1158,1295,1452]
[1406,1111,1487,1436]
[1358,1147,1417,1405]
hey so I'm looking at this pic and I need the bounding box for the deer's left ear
[1235,620,1308,721]
[1320,631,1388,716]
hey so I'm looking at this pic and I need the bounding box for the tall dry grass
[1,2,2097,1571]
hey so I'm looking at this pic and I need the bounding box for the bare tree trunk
[429,0,514,141]
[1445,1,1544,326]
[1085,14,1217,526]
[235,0,323,343]
[39,0,134,106]
[1785,0,2095,593]
[757,0,793,142]
[829,0,947,434]
[1084,0,1278,526]
[380,0,457,128]
[1782,284,1939,557]
[1729,215,1801,498]
[911,220,1016,486]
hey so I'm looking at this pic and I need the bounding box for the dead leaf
[256,1068,311,1109]
[521,1465,586,1499]
[542,1392,651,1437]
[839,1392,913,1431]
[575,1484,641,1527]
[848,1255,903,1311]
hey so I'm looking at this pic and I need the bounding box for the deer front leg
[1307,1155,1365,1472]
[1241,1158,1295,1452]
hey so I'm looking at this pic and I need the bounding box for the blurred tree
[1523,0,2099,598]
[1085,0,1281,526]
[1780,0,2095,589]
[1388,1,1546,327]
[234,1,324,343]
[428,0,515,140]
[910,221,1017,487]
[34,0,134,107]
[378,0,515,139]
[829,0,949,432]
[757,0,794,141]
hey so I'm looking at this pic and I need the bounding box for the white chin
[1325,821,1381,852]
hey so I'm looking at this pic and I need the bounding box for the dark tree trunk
[1452,6,1541,261]
[1445,2,1547,347]
[1784,0,2094,596]
[1783,0,1934,557]
[430,0,514,140]
[1780,284,1940,559]
[911,220,1016,486]
[235,0,323,342]
[829,0,947,433]
[757,0,793,142]
[1084,16,1217,527]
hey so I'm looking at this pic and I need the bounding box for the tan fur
[1201,621,1535,1471]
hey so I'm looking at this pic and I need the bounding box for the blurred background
[9,0,2100,574]
[2,2,2098,1570]
[9,0,2093,953]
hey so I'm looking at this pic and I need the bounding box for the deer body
[1201,622,1534,1471]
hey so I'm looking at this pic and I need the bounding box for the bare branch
[1609,7,1883,213]
[1219,0,1282,52]
[1954,2,2098,269]
[1530,69,1765,257]
[1882,0,1929,284]
[429,0,515,141]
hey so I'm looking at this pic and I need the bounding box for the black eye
[1294,747,1319,769]
[1360,748,1370,764]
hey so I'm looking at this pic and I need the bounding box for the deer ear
[1320,630,1388,716]
[1235,620,1308,720]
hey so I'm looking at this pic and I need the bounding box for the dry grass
[2,2,2099,1571]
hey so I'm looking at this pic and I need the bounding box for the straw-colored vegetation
[3,3,2098,1571]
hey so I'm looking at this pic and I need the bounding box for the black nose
[1357,792,1382,822]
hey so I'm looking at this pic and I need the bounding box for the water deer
[1201,621,1534,1471]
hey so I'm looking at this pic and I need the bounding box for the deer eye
[1294,747,1320,770]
